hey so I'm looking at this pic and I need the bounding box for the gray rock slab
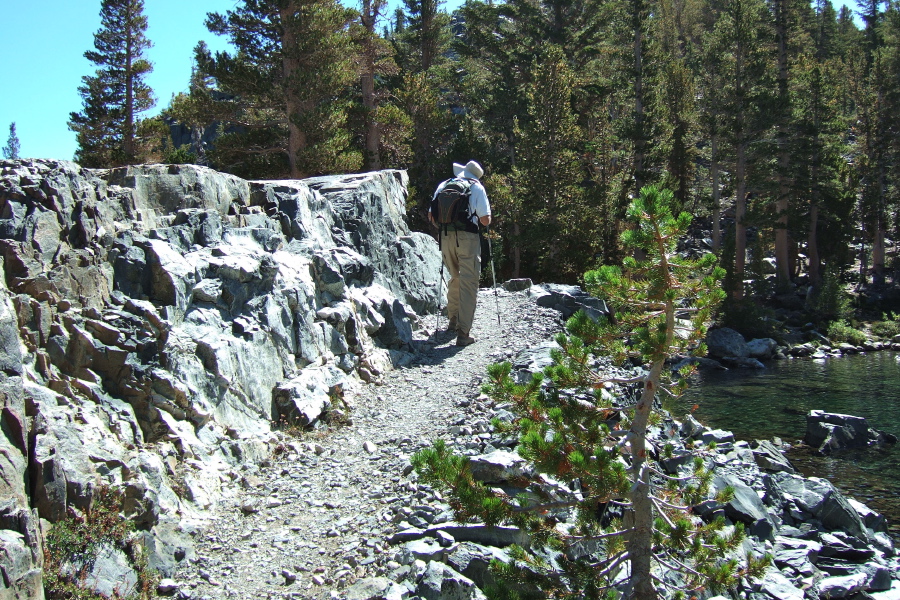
[752,440,796,474]
[468,450,533,483]
[416,561,488,600]
[535,284,609,320]
[0,530,43,600]
[706,327,749,358]
[818,573,868,598]
[714,474,775,539]
[345,576,408,600]
[64,542,139,599]
[760,568,805,600]
[400,538,446,563]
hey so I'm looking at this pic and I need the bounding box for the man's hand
[479,215,491,227]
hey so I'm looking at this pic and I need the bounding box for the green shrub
[717,297,782,340]
[808,268,852,320]
[163,143,197,165]
[44,486,158,599]
[412,186,769,598]
[871,314,900,339]
[826,319,867,345]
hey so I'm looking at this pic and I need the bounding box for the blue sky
[1,0,241,160]
[0,0,461,161]
[0,0,849,162]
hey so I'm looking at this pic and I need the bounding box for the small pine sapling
[413,186,771,600]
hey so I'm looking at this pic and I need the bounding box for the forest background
[5,0,900,312]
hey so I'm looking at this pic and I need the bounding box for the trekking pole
[436,262,445,334]
[435,228,445,334]
[487,228,501,327]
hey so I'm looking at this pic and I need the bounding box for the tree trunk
[711,134,721,250]
[774,0,791,290]
[734,140,747,299]
[632,0,645,191]
[874,222,885,285]
[874,148,887,284]
[124,3,135,161]
[512,221,521,279]
[628,361,660,600]
[280,6,305,179]
[808,203,821,288]
[361,69,381,171]
[420,0,435,72]
[859,233,868,286]
[361,0,382,171]
[510,132,521,279]
[775,188,790,289]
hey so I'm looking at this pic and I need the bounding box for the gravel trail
[174,288,564,599]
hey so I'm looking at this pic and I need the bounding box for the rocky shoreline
[362,336,900,600]
[698,323,900,370]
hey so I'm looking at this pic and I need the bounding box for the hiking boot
[456,333,476,347]
[445,316,458,332]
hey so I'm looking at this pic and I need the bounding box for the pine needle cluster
[413,186,772,599]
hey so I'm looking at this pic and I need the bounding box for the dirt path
[173,288,563,599]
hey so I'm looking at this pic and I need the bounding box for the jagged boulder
[272,365,348,426]
[714,473,776,539]
[804,410,897,455]
[534,283,610,320]
[0,283,44,600]
[416,561,488,600]
[706,327,750,358]
[769,472,870,540]
[0,530,43,600]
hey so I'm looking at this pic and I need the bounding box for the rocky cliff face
[0,160,442,597]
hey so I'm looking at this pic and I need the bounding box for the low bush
[44,486,158,599]
[807,268,852,320]
[717,297,783,340]
[870,316,900,340]
[826,319,867,346]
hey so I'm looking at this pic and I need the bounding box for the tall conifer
[2,123,20,160]
[513,46,587,281]
[704,0,776,298]
[192,0,359,179]
[69,0,154,167]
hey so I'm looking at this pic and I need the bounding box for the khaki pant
[441,229,481,336]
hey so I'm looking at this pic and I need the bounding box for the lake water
[677,351,900,539]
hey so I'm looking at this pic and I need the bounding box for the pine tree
[754,0,815,290]
[192,0,360,179]
[354,0,394,171]
[512,45,587,281]
[851,0,896,286]
[68,0,155,167]
[2,122,20,160]
[414,186,771,600]
[452,0,618,278]
[652,0,701,209]
[695,0,729,251]
[704,0,776,299]
[396,0,449,74]
[390,0,454,196]
[792,53,853,288]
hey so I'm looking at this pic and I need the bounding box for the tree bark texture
[280,6,306,179]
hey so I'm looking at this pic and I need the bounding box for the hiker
[430,160,492,347]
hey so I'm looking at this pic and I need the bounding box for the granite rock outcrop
[0,159,442,597]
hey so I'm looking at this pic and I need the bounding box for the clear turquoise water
[678,351,900,538]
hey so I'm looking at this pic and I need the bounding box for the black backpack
[430,178,479,235]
